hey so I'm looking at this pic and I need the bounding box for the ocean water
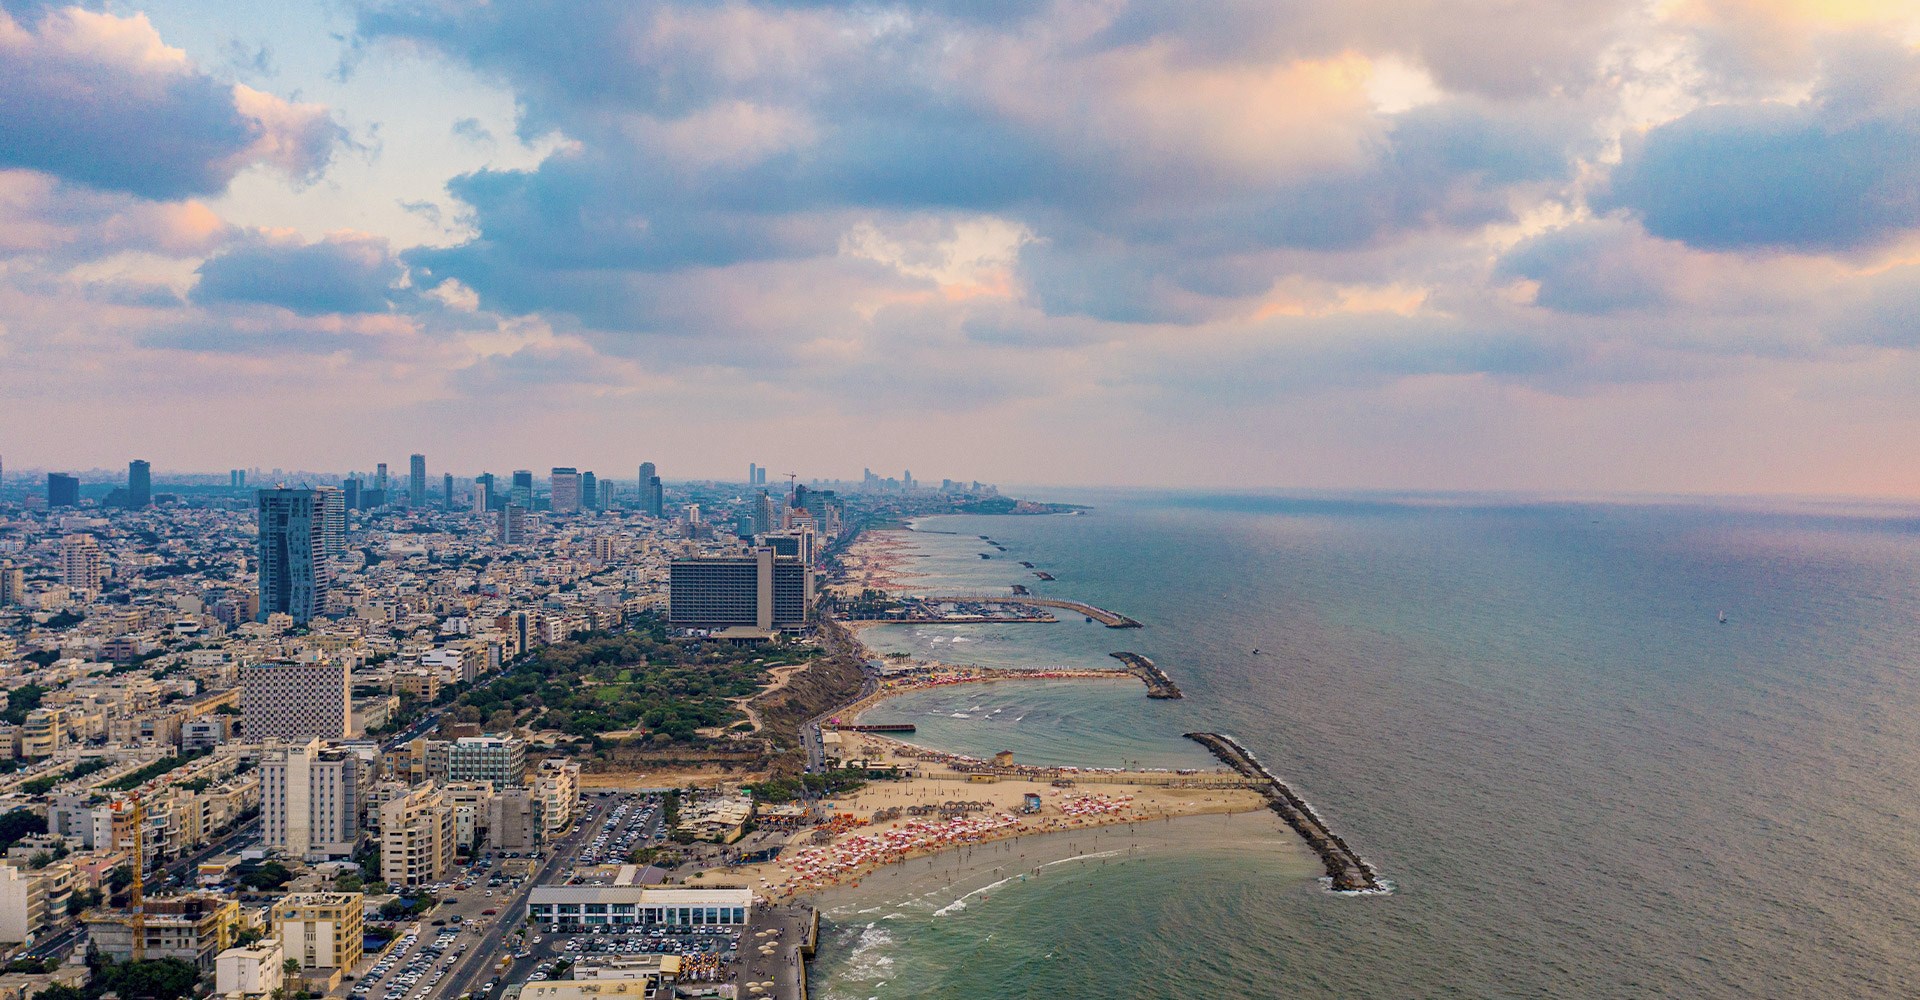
[812,491,1920,998]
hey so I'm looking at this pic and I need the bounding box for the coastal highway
[801,620,880,774]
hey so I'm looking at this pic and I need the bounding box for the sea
[807,489,1920,998]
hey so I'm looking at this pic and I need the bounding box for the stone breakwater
[1109,651,1182,699]
[1184,732,1385,894]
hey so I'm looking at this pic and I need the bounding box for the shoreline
[750,519,1319,995]
[719,725,1269,901]
[807,807,1310,917]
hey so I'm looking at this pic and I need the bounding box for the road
[430,796,615,1000]
[800,620,880,774]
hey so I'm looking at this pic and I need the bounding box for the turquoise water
[812,492,1920,998]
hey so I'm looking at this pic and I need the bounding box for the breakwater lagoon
[816,490,1920,998]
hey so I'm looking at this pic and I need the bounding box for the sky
[3,0,1920,495]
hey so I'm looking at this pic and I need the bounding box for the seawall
[1183,732,1384,893]
[1109,652,1182,698]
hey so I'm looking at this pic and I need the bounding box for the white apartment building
[262,740,364,860]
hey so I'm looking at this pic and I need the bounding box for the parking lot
[347,853,531,1000]
[555,925,740,985]
[572,793,661,869]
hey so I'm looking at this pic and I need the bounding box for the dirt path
[735,663,812,733]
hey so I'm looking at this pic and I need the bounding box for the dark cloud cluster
[0,5,342,200]
[193,233,404,315]
[1605,41,1920,253]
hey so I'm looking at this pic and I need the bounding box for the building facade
[257,488,331,624]
[379,786,456,887]
[84,895,241,969]
[533,758,580,835]
[447,736,527,786]
[46,473,79,508]
[526,886,753,930]
[127,459,151,509]
[214,939,285,998]
[273,892,365,970]
[550,468,581,514]
[241,661,351,741]
[668,549,811,630]
[262,739,364,860]
[59,534,107,592]
[409,454,427,507]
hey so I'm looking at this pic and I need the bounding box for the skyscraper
[748,463,757,485]
[550,468,581,513]
[580,471,598,511]
[342,478,362,511]
[46,473,79,508]
[315,486,346,558]
[442,472,454,510]
[510,470,533,509]
[474,472,494,513]
[409,454,426,507]
[127,459,151,509]
[257,488,331,624]
[375,463,388,492]
[230,469,246,489]
[752,490,773,535]
[639,463,663,517]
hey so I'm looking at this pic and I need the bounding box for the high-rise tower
[257,488,331,624]
[550,468,581,514]
[409,454,426,507]
[639,463,663,517]
[128,459,151,509]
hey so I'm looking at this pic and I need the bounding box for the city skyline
[2,3,1919,496]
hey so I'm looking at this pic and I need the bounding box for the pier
[1109,652,1181,698]
[920,595,1142,628]
[830,723,917,733]
[1184,732,1384,893]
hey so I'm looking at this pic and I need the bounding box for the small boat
[1252,649,1260,655]
[1718,611,1727,624]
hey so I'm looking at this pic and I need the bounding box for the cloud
[451,117,494,144]
[1498,220,1680,315]
[192,231,404,315]
[0,6,343,200]
[0,169,232,261]
[1603,41,1920,253]
[357,1,1589,333]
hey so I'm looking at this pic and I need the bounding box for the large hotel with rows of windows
[526,886,755,929]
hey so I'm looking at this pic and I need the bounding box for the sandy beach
[713,733,1265,900]
[833,529,924,595]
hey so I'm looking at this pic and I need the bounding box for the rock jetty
[1109,652,1182,698]
[1184,731,1384,893]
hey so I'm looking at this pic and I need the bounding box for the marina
[913,594,1142,628]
